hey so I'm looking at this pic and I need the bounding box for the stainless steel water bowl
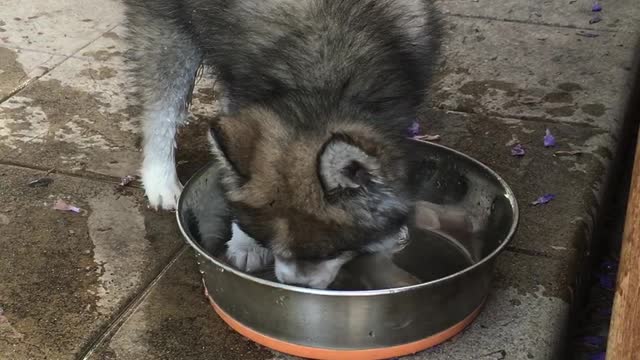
[177,140,518,360]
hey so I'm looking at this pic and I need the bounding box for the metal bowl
[177,140,518,359]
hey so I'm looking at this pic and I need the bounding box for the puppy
[123,0,440,288]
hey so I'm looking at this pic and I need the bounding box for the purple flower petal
[596,273,615,290]
[407,120,421,137]
[596,307,612,316]
[531,193,556,206]
[544,128,556,147]
[592,2,602,12]
[511,143,525,156]
[52,199,81,213]
[581,335,606,347]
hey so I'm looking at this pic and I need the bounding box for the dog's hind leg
[124,8,202,210]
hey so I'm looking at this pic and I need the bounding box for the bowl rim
[176,139,520,297]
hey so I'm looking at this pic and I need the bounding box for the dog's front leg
[127,22,202,210]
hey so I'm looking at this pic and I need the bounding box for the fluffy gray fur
[123,0,440,288]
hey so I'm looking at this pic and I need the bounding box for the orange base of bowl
[204,285,483,360]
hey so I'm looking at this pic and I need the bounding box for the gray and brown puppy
[123,0,440,288]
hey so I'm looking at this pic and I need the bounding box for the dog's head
[208,107,410,289]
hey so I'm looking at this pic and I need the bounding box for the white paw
[275,252,355,289]
[364,226,409,254]
[225,223,273,273]
[141,164,183,210]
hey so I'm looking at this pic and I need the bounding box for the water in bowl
[246,229,475,291]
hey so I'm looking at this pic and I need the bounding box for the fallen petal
[407,120,421,138]
[511,144,525,157]
[592,2,602,12]
[580,335,606,347]
[596,273,615,290]
[596,307,612,316]
[53,199,81,213]
[531,193,556,206]
[544,128,556,147]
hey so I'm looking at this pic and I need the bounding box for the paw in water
[225,223,274,272]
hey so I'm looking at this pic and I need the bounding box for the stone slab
[0,0,123,56]
[434,0,640,33]
[0,165,183,359]
[0,46,66,100]
[0,39,141,177]
[432,16,636,132]
[0,24,221,183]
[87,249,275,360]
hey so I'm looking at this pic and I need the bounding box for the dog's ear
[318,132,409,232]
[318,134,382,194]
[207,116,259,188]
